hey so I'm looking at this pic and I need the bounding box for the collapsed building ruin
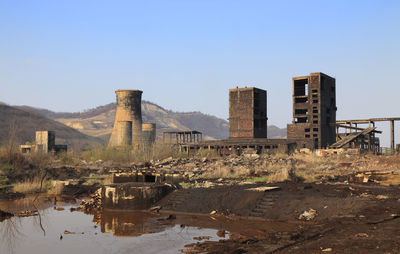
[108,89,156,148]
[20,131,67,154]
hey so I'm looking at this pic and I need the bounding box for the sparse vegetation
[245,176,268,183]
[194,148,219,158]
[12,176,50,194]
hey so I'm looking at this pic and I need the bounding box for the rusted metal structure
[336,117,400,151]
[142,123,156,146]
[287,72,337,149]
[229,87,267,139]
[330,126,381,153]
[163,130,202,144]
[108,89,143,147]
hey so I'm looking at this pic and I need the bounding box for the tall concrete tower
[108,90,143,147]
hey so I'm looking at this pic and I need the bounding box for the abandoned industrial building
[170,72,396,155]
[287,72,337,149]
[105,72,398,155]
[228,87,268,139]
[20,131,67,154]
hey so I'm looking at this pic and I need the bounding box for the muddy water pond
[0,198,227,254]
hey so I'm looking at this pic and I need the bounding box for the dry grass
[201,166,238,179]
[194,148,219,158]
[13,176,49,194]
[266,166,291,183]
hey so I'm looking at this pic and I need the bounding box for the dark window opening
[272,145,278,149]
[312,89,318,93]
[313,99,318,104]
[305,128,310,132]
[313,134,318,137]
[312,94,318,98]
[295,117,308,123]
[313,115,318,118]
[294,79,308,96]
[145,175,156,182]
[295,97,308,103]
[313,109,318,114]
[295,109,308,115]
[313,128,319,132]
[305,134,310,138]
[313,120,318,124]
[266,145,271,149]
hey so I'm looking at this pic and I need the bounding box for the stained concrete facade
[35,131,55,152]
[109,90,143,147]
[142,123,156,146]
[229,87,268,139]
[20,131,67,154]
[287,72,336,149]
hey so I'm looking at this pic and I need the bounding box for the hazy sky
[1,1,399,145]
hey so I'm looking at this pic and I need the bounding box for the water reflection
[0,217,23,254]
[96,211,173,237]
[0,201,227,254]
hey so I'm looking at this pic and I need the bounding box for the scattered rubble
[78,189,102,213]
[298,208,317,221]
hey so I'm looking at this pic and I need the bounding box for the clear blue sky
[1,1,399,145]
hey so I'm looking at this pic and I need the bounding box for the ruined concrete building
[287,72,337,149]
[108,89,156,147]
[20,131,67,154]
[229,87,267,139]
[181,72,340,154]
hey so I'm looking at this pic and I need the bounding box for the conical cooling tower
[108,89,143,147]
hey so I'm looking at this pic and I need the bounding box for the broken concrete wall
[101,183,173,210]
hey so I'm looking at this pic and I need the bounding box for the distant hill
[0,104,102,149]
[17,101,286,142]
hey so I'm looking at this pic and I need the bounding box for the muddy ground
[153,178,400,253]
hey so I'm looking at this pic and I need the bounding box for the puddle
[0,201,227,254]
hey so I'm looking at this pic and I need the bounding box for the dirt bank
[155,181,400,253]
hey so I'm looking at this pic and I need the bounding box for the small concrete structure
[112,170,185,185]
[163,130,203,145]
[20,131,67,154]
[100,169,184,210]
[101,183,173,210]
